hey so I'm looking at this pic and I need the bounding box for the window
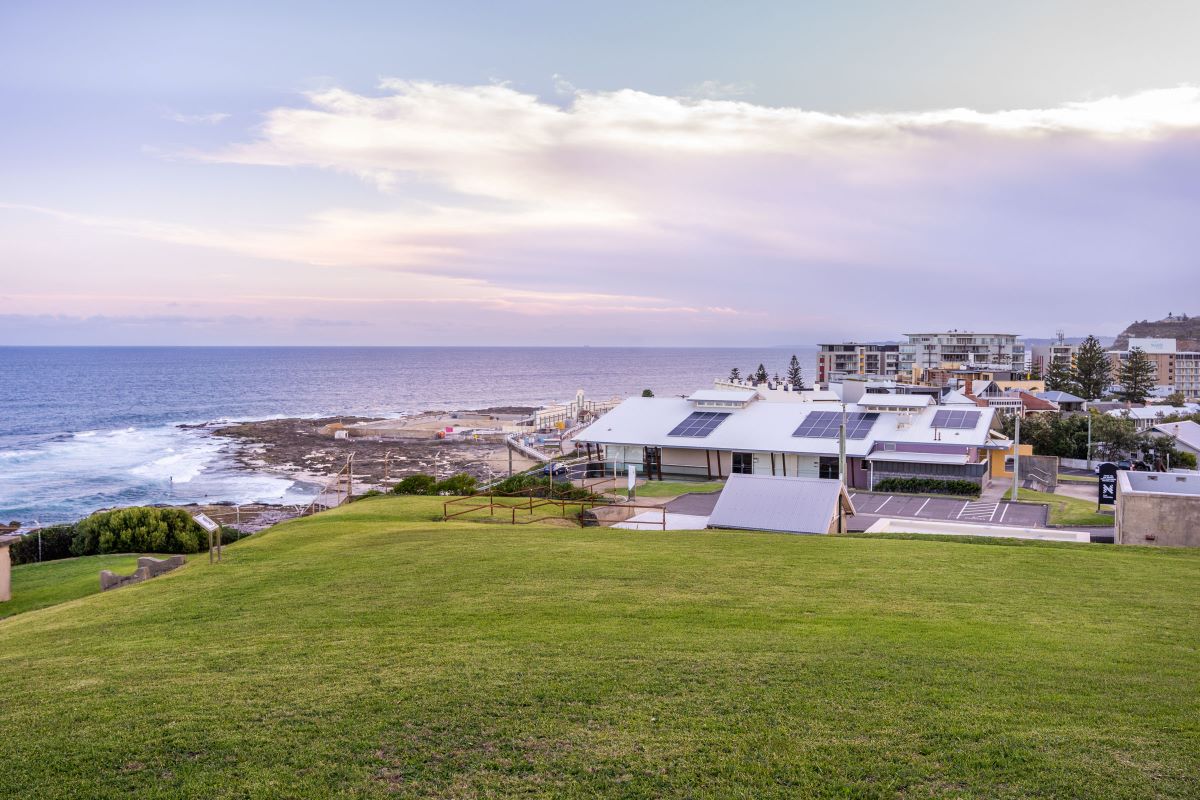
[819,456,840,480]
[731,452,754,474]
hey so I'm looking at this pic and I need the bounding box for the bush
[434,473,478,495]
[392,474,438,495]
[491,473,600,502]
[8,525,77,566]
[873,478,981,497]
[71,507,206,556]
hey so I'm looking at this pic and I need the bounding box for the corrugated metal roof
[572,394,996,457]
[1152,420,1200,453]
[707,474,853,534]
[1036,390,1085,403]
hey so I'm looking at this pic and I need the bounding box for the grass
[614,480,725,497]
[1057,473,1097,484]
[1016,487,1115,527]
[1,495,1197,798]
[1,553,152,619]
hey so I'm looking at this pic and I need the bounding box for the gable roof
[1152,420,1200,452]
[1036,390,1086,404]
[572,394,996,457]
[706,474,854,534]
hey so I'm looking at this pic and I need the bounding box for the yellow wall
[989,443,1034,478]
[996,380,1046,393]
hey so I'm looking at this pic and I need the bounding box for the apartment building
[1108,338,1200,399]
[815,343,900,382]
[899,332,1025,375]
[1029,340,1078,376]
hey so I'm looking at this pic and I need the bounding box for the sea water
[0,346,817,524]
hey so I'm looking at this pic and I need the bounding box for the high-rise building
[899,332,1025,374]
[815,343,900,382]
[1029,332,1078,377]
[1108,338,1200,398]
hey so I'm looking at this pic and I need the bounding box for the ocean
[0,346,817,524]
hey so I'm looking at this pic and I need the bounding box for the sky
[2,1,1199,346]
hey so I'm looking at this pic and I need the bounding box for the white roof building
[572,391,1005,489]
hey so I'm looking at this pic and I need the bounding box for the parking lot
[847,492,1047,528]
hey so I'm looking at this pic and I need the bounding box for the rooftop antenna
[1056,328,1065,345]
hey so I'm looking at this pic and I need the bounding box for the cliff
[1112,314,1200,351]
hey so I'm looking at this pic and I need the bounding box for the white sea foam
[0,423,313,524]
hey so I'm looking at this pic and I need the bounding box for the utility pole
[1086,413,1092,473]
[1010,412,1021,502]
[838,402,847,486]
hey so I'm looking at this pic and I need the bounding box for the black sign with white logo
[1097,462,1118,506]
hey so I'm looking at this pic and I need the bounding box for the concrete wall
[0,543,10,603]
[1116,476,1200,547]
[989,444,1034,479]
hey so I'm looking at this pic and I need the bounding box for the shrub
[434,473,478,495]
[72,507,206,556]
[8,525,77,566]
[491,473,600,502]
[873,478,981,497]
[392,474,438,495]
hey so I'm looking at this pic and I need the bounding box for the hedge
[72,507,208,556]
[873,477,981,497]
[8,525,77,566]
[391,473,479,496]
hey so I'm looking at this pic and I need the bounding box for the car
[1116,460,1133,471]
[541,463,568,476]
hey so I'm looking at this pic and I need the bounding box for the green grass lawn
[1,553,152,619]
[1,495,1197,798]
[1057,473,1097,484]
[614,480,725,497]
[1016,487,1115,527]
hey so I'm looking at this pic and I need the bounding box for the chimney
[842,377,866,404]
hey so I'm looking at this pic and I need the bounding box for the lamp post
[1010,412,1021,503]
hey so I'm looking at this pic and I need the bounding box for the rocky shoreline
[198,407,543,495]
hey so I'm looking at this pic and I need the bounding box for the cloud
[8,82,1200,343]
[164,110,231,125]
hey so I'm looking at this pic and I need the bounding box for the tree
[786,354,805,390]
[728,367,741,382]
[1162,390,1187,406]
[1043,358,1076,393]
[641,388,654,397]
[754,363,769,383]
[1118,346,1155,404]
[1072,335,1112,400]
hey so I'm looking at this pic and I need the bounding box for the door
[819,456,840,480]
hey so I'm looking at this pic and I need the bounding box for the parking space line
[989,502,1000,522]
[876,495,892,512]
[998,502,1009,523]
[956,501,970,519]
[915,498,931,517]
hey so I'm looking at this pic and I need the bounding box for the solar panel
[791,411,878,440]
[931,409,981,429]
[667,411,731,437]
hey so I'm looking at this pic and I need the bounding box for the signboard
[192,513,220,533]
[1097,463,1118,506]
[627,464,637,493]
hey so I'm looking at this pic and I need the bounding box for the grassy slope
[614,480,725,497]
[1017,488,1115,526]
[1,496,1197,799]
[1,553,149,619]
